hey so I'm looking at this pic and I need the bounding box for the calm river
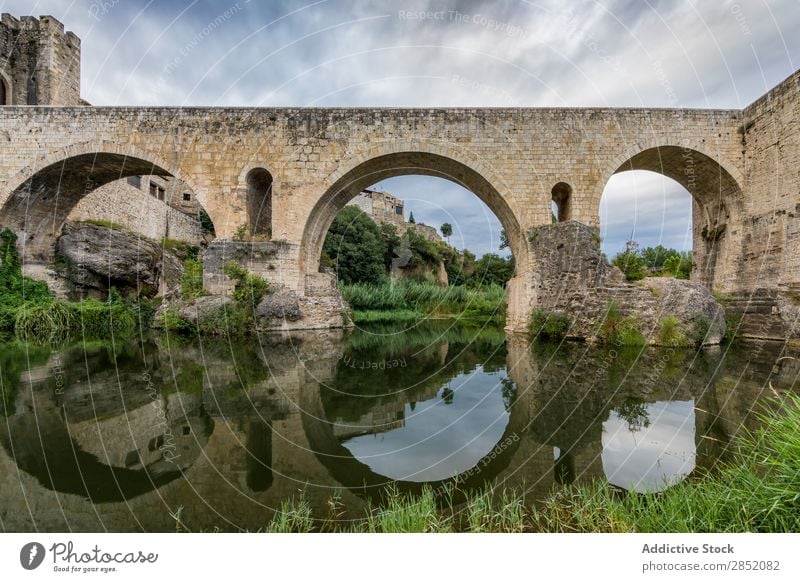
[1,322,797,531]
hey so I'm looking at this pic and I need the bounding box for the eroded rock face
[56,222,162,298]
[178,295,234,326]
[528,221,726,345]
[256,285,302,324]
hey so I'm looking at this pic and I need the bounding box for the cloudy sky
[4,0,798,256]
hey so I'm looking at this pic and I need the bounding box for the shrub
[722,310,742,345]
[657,315,688,347]
[180,258,205,300]
[597,301,646,346]
[223,261,269,305]
[611,250,647,281]
[689,313,712,346]
[529,309,571,340]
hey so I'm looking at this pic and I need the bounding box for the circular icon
[19,542,46,570]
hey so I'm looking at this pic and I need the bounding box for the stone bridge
[1,69,798,330]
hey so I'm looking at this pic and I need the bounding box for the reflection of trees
[322,322,508,422]
[614,398,651,432]
[501,377,516,410]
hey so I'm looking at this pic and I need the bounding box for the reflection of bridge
[1,16,799,330]
[0,332,794,531]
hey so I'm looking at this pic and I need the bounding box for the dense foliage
[0,228,141,343]
[611,240,692,281]
[322,206,387,284]
[323,206,515,290]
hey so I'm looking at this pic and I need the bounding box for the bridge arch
[599,143,745,288]
[299,145,528,277]
[0,141,203,264]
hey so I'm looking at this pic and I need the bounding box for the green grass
[258,393,800,533]
[1,228,139,343]
[656,315,689,347]
[80,219,125,230]
[180,258,206,300]
[340,280,506,322]
[14,298,137,344]
[596,301,646,346]
[351,309,424,323]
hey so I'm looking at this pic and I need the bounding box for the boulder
[56,221,162,298]
[641,277,726,344]
[528,221,727,345]
[178,295,233,326]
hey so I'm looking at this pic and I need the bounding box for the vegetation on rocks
[596,301,646,346]
[528,309,572,340]
[0,228,140,343]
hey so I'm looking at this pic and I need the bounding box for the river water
[0,322,797,531]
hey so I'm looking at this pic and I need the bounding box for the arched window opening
[551,182,572,222]
[0,78,7,105]
[246,168,273,238]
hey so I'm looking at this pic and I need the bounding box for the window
[0,79,6,105]
[149,182,158,197]
[183,192,191,201]
[157,186,165,201]
[395,205,403,215]
[127,175,141,189]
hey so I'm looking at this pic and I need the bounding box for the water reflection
[339,367,510,482]
[602,400,696,492]
[0,324,795,531]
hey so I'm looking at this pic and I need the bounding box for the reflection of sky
[342,367,509,482]
[601,400,696,493]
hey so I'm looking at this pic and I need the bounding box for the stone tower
[0,13,82,106]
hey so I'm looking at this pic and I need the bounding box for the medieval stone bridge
[0,69,798,330]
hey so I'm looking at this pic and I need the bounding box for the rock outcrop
[178,295,234,326]
[528,221,726,345]
[56,221,163,298]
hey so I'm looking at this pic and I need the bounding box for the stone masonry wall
[69,179,203,244]
[0,14,81,106]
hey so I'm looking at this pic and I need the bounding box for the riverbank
[340,280,506,324]
[258,392,800,533]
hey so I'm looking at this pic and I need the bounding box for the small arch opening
[246,168,273,238]
[551,182,572,222]
[0,78,7,105]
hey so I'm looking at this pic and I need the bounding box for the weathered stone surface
[641,278,726,345]
[178,295,233,326]
[0,18,798,337]
[56,221,162,298]
[202,239,298,296]
[529,221,726,345]
[256,285,301,323]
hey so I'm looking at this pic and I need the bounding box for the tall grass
[15,298,137,344]
[340,280,506,322]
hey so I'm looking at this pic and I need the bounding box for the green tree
[379,223,400,271]
[472,253,515,287]
[499,228,509,250]
[611,240,647,281]
[640,245,678,271]
[443,246,476,286]
[663,251,692,279]
[323,206,386,284]
[440,223,453,241]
